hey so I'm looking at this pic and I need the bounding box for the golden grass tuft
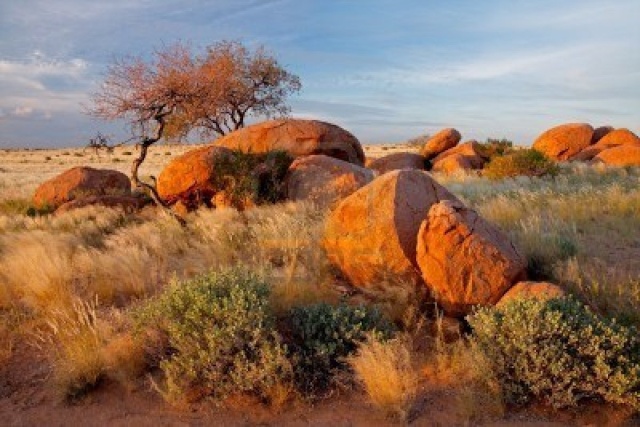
[348,335,419,420]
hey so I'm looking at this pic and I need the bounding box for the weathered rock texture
[431,141,488,172]
[496,281,566,307]
[416,199,527,316]
[572,128,640,161]
[214,119,365,166]
[368,152,426,175]
[33,167,131,209]
[323,170,459,288]
[591,126,614,144]
[157,145,234,207]
[594,145,640,166]
[420,128,462,160]
[285,155,374,207]
[532,123,594,161]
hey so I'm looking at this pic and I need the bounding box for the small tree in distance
[88,40,301,206]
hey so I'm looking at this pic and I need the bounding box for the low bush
[212,150,293,208]
[477,138,514,159]
[134,268,291,404]
[468,297,640,409]
[287,302,395,394]
[483,149,558,179]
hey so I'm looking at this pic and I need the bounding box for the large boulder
[532,123,594,161]
[157,146,235,208]
[496,281,566,307]
[591,126,614,144]
[596,128,640,147]
[419,128,462,160]
[431,154,472,174]
[416,199,527,316]
[593,145,640,166]
[285,155,374,207]
[431,140,488,171]
[214,119,365,166]
[571,128,640,161]
[323,170,460,288]
[368,152,426,175]
[33,167,131,209]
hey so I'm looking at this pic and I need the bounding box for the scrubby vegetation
[483,148,558,179]
[1,158,639,424]
[134,268,291,404]
[469,297,640,409]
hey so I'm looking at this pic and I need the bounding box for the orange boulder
[532,123,594,161]
[323,170,460,288]
[593,145,640,166]
[416,199,527,316]
[285,155,374,207]
[496,281,566,307]
[419,128,462,160]
[431,140,488,172]
[431,154,472,174]
[156,145,235,208]
[591,125,614,144]
[368,152,426,175]
[214,119,365,166]
[596,128,640,147]
[33,167,131,209]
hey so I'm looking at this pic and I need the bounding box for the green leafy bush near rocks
[287,302,395,394]
[211,149,293,206]
[468,297,640,409]
[483,149,558,179]
[477,138,515,160]
[135,268,291,403]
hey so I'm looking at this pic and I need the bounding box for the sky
[0,0,639,148]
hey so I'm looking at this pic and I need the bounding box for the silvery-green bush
[468,297,640,409]
[135,268,291,403]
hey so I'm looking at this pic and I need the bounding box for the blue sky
[0,0,639,148]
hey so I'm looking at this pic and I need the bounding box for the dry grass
[348,335,419,420]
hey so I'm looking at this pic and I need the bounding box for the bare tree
[88,41,301,203]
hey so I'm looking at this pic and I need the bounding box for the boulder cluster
[35,118,640,316]
[322,169,553,317]
[532,123,640,165]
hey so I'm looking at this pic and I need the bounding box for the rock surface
[431,154,472,174]
[323,170,459,288]
[368,152,426,175]
[157,145,235,208]
[420,128,462,160]
[214,119,365,166]
[591,126,614,144]
[572,128,640,161]
[431,141,488,171]
[33,167,131,209]
[285,155,374,207]
[532,123,594,161]
[416,199,527,316]
[594,145,640,166]
[496,281,566,307]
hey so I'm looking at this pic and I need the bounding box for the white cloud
[12,106,34,117]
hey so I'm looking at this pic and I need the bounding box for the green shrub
[484,149,558,179]
[212,149,293,207]
[135,268,291,403]
[288,302,395,394]
[477,138,514,159]
[468,297,640,409]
